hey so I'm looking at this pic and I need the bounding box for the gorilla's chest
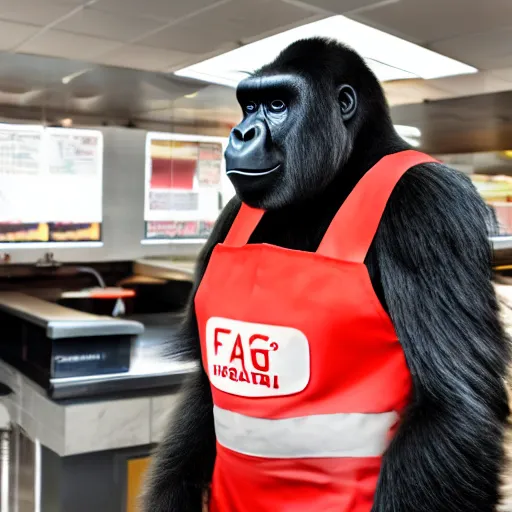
[246,195,385,310]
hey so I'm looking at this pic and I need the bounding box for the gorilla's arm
[142,198,241,512]
[371,163,510,512]
[142,370,214,512]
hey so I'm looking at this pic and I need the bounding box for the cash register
[0,291,197,400]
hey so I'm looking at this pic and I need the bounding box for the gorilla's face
[225,72,358,210]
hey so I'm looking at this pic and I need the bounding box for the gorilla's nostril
[233,128,244,142]
[243,127,257,142]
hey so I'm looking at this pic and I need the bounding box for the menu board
[0,124,103,244]
[144,132,232,241]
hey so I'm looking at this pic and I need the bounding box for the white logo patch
[206,317,310,397]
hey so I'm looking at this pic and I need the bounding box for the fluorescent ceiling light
[400,137,420,147]
[175,16,477,88]
[394,125,421,147]
[62,68,91,85]
[394,125,421,138]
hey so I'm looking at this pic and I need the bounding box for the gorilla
[143,38,510,512]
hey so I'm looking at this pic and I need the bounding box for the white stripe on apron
[214,405,399,459]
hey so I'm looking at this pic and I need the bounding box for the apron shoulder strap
[223,202,265,247]
[316,150,439,263]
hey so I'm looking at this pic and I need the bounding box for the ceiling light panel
[175,15,477,87]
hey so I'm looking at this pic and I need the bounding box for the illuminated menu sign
[0,125,103,244]
[144,132,233,241]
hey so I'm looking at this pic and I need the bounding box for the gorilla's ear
[338,84,357,122]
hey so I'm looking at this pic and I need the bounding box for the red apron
[195,150,437,512]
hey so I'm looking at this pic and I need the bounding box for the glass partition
[470,174,512,236]
[437,151,512,237]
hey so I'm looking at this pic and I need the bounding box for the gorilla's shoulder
[384,160,494,244]
[401,161,478,201]
[396,161,487,217]
[224,195,242,213]
[214,196,242,230]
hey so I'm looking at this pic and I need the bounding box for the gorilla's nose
[228,120,265,152]
[225,120,276,172]
[232,125,259,143]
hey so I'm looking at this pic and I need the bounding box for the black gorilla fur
[143,38,510,511]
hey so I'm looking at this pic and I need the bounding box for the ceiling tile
[350,0,512,44]
[93,0,217,21]
[491,68,512,83]
[301,0,399,14]
[136,23,231,54]
[0,20,39,50]
[430,27,512,70]
[17,30,121,61]
[0,0,77,26]
[54,7,166,42]
[138,0,316,53]
[95,45,192,72]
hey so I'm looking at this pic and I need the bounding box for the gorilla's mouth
[226,164,281,177]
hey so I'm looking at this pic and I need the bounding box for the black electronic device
[0,292,143,388]
[0,293,198,400]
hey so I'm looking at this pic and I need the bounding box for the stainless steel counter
[50,313,198,400]
[0,354,191,457]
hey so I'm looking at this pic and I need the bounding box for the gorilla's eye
[244,102,258,114]
[269,99,286,113]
